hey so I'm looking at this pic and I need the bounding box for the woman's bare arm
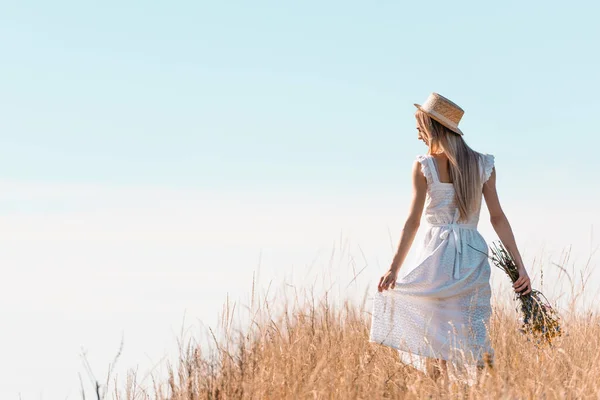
[378,160,427,292]
[483,167,532,295]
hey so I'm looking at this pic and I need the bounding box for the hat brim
[414,103,463,136]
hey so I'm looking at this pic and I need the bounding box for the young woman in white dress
[370,93,532,383]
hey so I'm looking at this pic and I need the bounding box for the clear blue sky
[1,1,599,195]
[1,1,600,397]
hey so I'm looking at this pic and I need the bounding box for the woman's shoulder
[480,152,495,165]
[415,153,439,167]
[414,154,433,183]
[473,151,494,160]
[475,152,495,182]
[472,151,494,165]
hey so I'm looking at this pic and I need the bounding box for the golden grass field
[99,250,599,399]
[76,242,600,400]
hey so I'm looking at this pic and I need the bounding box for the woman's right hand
[513,267,532,295]
[378,268,399,292]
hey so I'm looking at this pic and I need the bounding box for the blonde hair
[415,109,484,222]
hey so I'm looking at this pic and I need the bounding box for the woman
[369,93,532,384]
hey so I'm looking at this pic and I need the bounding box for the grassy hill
[107,276,599,399]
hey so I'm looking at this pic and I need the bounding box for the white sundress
[369,153,496,384]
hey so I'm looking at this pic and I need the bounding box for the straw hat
[414,93,464,135]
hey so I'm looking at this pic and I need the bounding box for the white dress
[369,153,496,384]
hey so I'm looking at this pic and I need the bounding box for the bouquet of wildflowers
[488,241,562,345]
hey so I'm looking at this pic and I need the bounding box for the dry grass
[96,246,600,400]
[105,288,600,398]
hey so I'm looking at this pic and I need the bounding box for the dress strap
[425,156,440,184]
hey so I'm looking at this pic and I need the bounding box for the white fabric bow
[439,223,463,280]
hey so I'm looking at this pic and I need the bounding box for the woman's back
[417,153,495,226]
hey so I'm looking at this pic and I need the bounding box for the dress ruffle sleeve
[482,154,495,183]
[416,155,433,184]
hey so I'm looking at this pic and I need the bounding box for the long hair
[415,109,483,222]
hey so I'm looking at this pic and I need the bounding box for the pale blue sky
[2,1,600,398]
[2,1,599,194]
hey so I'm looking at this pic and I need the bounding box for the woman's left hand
[513,268,532,295]
[378,269,399,292]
